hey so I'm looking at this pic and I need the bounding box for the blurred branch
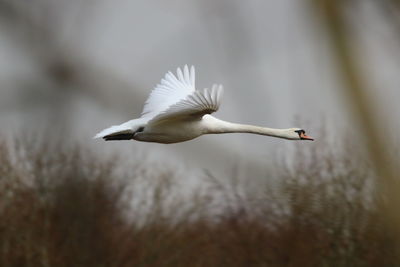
[311,0,400,254]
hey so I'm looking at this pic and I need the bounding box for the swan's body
[95,66,313,143]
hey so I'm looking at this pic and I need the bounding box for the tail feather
[94,125,133,139]
[94,118,146,141]
[104,133,134,141]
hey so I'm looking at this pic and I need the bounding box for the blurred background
[2,0,399,175]
[1,0,400,266]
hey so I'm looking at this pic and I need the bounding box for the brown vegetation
[0,134,397,267]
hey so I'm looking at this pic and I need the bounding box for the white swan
[94,65,314,143]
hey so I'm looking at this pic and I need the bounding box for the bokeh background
[1,0,399,266]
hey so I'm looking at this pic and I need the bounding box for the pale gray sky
[0,0,398,179]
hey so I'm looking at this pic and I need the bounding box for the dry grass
[0,132,397,267]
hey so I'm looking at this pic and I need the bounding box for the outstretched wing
[141,65,195,119]
[148,84,223,124]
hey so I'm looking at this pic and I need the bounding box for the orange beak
[300,132,314,141]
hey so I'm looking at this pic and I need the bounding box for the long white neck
[202,115,292,140]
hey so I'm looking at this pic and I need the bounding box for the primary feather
[149,84,223,124]
[141,65,196,119]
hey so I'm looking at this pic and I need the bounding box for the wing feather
[149,85,224,124]
[141,65,195,119]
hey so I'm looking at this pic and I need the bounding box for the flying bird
[94,65,314,143]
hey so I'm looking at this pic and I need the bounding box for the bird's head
[283,128,314,141]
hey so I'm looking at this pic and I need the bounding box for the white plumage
[142,65,196,119]
[94,65,314,143]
